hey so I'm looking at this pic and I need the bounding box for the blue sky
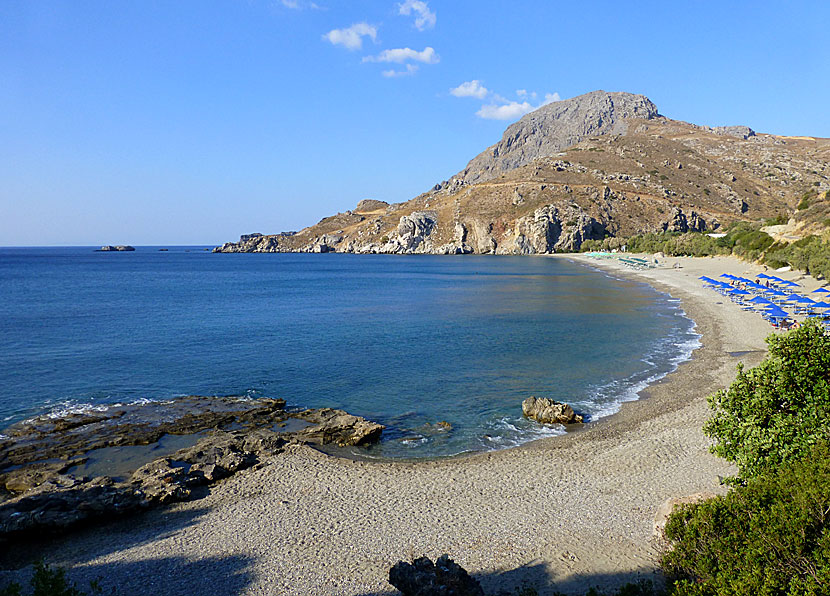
[2,1,829,246]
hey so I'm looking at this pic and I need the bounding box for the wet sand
[3,254,811,596]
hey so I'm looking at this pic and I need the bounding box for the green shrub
[704,319,830,481]
[662,444,830,596]
[0,561,101,596]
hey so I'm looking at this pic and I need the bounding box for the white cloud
[363,46,439,64]
[450,80,489,99]
[322,23,377,50]
[382,64,420,78]
[458,87,561,120]
[476,101,535,120]
[398,0,436,30]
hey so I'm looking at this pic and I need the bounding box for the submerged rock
[389,555,484,596]
[522,397,583,425]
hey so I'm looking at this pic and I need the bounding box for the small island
[95,245,135,252]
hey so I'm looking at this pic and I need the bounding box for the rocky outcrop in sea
[0,396,383,539]
[96,245,135,252]
[522,397,584,425]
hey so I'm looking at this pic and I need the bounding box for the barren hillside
[215,91,830,255]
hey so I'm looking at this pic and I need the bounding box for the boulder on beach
[389,554,484,596]
[522,396,583,425]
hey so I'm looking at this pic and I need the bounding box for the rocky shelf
[0,396,383,540]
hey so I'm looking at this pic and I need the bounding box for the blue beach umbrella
[810,301,830,309]
[811,288,830,295]
[748,296,773,304]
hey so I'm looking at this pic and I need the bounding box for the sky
[2,1,829,246]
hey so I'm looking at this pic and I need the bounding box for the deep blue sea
[0,247,698,458]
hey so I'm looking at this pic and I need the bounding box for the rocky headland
[0,396,383,539]
[214,90,830,256]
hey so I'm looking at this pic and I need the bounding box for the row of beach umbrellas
[699,274,830,324]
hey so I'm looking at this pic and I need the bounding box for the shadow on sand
[353,562,662,596]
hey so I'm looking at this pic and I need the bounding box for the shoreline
[1,254,800,595]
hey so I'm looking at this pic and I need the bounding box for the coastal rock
[522,397,583,425]
[497,205,605,254]
[96,245,135,252]
[397,211,438,252]
[389,555,484,596]
[1,460,82,493]
[295,408,385,447]
[0,397,383,539]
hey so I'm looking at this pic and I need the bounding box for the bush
[662,444,830,596]
[704,319,830,481]
[0,561,100,596]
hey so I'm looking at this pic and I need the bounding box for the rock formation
[96,245,135,252]
[388,555,484,596]
[522,397,584,425]
[0,396,384,538]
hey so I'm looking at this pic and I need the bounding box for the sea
[0,247,699,459]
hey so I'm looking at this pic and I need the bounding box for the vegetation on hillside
[581,221,830,280]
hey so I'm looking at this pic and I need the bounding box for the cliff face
[215,90,830,256]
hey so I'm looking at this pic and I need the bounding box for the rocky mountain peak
[453,90,660,186]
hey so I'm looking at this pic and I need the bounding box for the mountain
[215,90,830,255]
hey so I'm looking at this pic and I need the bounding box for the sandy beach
[3,254,818,596]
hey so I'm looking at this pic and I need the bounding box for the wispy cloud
[322,23,377,50]
[281,0,322,9]
[398,0,436,30]
[450,80,489,99]
[382,64,420,78]
[450,82,561,120]
[363,46,439,64]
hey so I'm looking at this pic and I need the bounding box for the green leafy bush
[704,319,830,480]
[662,444,830,596]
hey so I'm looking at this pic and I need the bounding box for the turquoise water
[0,248,698,458]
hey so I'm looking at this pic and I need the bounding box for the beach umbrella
[811,288,830,295]
[784,294,802,302]
[757,273,771,279]
[810,301,830,309]
[748,296,773,304]
[796,296,817,304]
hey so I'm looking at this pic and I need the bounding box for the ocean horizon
[0,246,699,459]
